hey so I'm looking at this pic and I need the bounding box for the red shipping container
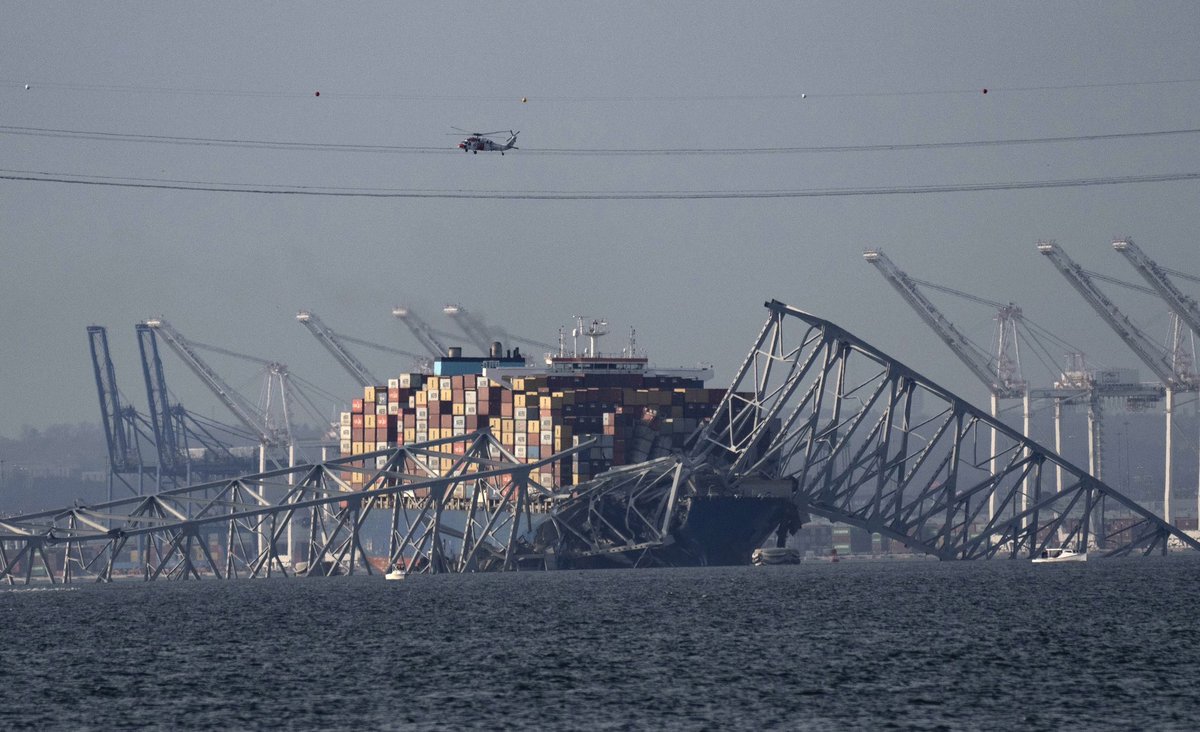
[352,398,364,413]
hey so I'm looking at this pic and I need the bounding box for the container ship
[339,319,797,567]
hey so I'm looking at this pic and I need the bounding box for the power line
[7,77,1200,101]
[2,168,1198,199]
[5,124,1200,156]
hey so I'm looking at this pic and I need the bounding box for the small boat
[752,547,801,566]
[385,568,407,581]
[1032,547,1087,564]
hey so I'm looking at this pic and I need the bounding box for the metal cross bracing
[0,430,591,584]
[688,300,1200,560]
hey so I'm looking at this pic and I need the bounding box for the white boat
[1032,547,1087,564]
[752,547,801,566]
[385,569,407,581]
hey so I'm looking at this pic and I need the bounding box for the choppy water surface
[3,556,1199,730]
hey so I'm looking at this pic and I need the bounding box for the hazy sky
[3,2,1199,440]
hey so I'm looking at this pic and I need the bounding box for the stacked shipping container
[339,368,727,491]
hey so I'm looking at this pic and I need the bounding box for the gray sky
[3,2,1199,440]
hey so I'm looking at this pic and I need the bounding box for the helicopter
[453,128,519,154]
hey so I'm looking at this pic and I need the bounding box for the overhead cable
[2,168,1199,199]
[5,124,1200,156]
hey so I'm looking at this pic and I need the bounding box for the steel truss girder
[0,431,591,584]
[691,300,1200,560]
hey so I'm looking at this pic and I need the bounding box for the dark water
[3,556,1199,731]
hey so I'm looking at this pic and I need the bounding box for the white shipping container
[340,412,352,426]
[340,440,352,453]
[388,378,399,389]
[515,407,527,420]
[339,426,352,440]
[400,374,412,388]
[540,431,553,445]
[514,445,527,458]
[465,403,477,415]
[453,416,466,429]
[515,433,527,445]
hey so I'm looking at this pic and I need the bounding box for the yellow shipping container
[513,377,525,391]
[539,396,552,410]
[404,428,415,443]
[528,419,540,434]
[364,386,377,403]
[351,442,364,455]
[452,402,465,416]
[364,414,376,429]
[489,417,501,432]
[416,390,428,406]
[502,419,514,434]
[429,428,440,440]
[514,393,526,408]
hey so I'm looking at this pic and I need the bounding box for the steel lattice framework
[1,431,588,584]
[689,300,1200,559]
[4,299,1198,585]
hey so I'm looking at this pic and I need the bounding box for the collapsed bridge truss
[690,300,1200,559]
[3,300,1197,585]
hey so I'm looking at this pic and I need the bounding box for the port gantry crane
[135,324,259,483]
[87,325,156,501]
[1037,240,1199,522]
[1111,238,1200,524]
[864,248,1165,522]
[866,248,1061,521]
[141,318,291,461]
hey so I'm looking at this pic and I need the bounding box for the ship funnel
[490,341,503,358]
[447,346,462,358]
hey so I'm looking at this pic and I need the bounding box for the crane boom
[392,306,449,357]
[296,310,381,388]
[1036,241,1183,387]
[443,304,494,354]
[142,318,282,445]
[864,249,1025,398]
[1112,238,1200,339]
